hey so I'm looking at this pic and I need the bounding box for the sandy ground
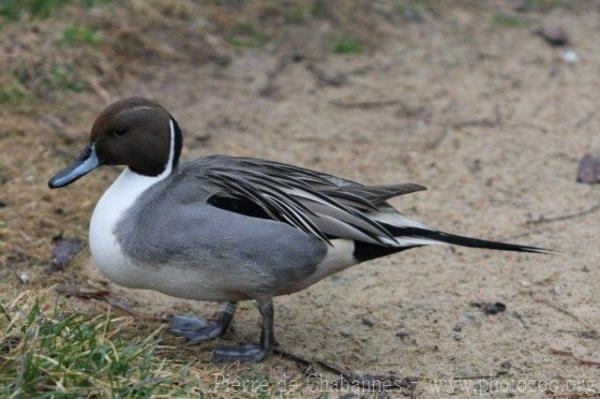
[2,2,600,398]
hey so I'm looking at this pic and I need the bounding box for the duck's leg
[169,302,237,343]
[212,299,275,362]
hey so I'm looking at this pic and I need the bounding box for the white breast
[89,121,175,287]
[89,170,157,286]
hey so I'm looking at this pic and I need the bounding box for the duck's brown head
[49,97,183,188]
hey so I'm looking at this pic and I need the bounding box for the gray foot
[211,300,276,363]
[169,315,226,343]
[169,302,237,343]
[212,343,272,363]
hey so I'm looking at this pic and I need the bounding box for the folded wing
[203,157,424,246]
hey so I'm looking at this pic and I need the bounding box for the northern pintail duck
[49,97,546,362]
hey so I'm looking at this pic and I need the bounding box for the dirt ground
[2,1,600,397]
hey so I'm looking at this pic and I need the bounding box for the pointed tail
[387,226,551,254]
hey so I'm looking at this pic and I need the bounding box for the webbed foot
[212,343,271,362]
[169,315,225,342]
[169,302,237,343]
[210,299,276,363]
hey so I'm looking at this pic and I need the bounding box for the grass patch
[395,0,429,21]
[331,35,364,55]
[490,13,526,28]
[283,2,324,23]
[44,65,87,93]
[228,21,270,48]
[0,290,311,397]
[0,83,26,105]
[0,290,196,398]
[0,0,71,19]
[61,25,102,46]
[521,0,573,10]
[0,0,112,20]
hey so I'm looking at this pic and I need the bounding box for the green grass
[0,0,112,20]
[0,290,195,398]
[61,25,102,46]
[522,0,573,9]
[283,2,324,23]
[490,13,526,28]
[395,0,429,20]
[0,83,26,105]
[331,35,364,55]
[228,21,270,48]
[44,65,87,93]
[0,0,71,19]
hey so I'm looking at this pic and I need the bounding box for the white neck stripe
[157,118,176,178]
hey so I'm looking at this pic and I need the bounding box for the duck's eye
[114,128,127,137]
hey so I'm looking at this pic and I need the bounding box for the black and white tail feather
[204,156,549,261]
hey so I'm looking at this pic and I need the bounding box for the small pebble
[577,154,600,184]
[51,235,83,270]
[538,26,569,46]
[561,48,578,64]
[470,301,507,315]
[339,328,353,338]
[18,272,30,284]
[500,360,512,370]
